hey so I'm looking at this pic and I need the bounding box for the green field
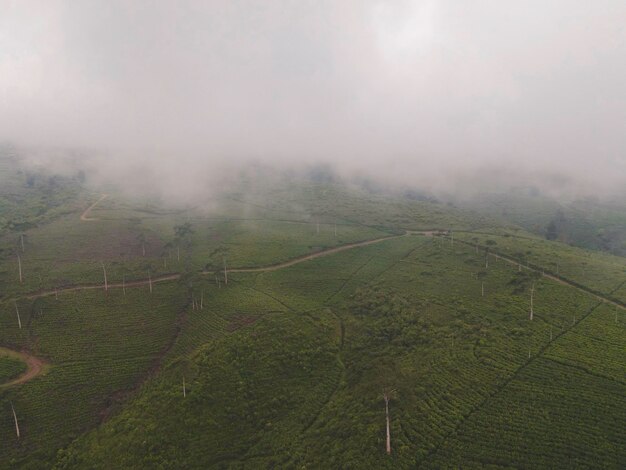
[1,156,625,469]
[0,355,26,384]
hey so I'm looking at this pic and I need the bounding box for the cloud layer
[1,0,625,197]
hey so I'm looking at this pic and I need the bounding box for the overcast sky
[1,0,625,197]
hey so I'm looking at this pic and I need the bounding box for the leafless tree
[15,301,21,329]
[481,282,484,297]
[11,403,20,438]
[101,262,108,291]
[530,282,535,321]
[224,258,228,285]
[17,254,23,283]
[382,389,396,455]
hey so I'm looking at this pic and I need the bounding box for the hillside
[1,160,625,469]
[458,189,626,257]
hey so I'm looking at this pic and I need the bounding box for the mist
[2,0,625,201]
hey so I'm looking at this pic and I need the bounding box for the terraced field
[50,234,625,468]
[454,230,626,303]
[1,169,625,469]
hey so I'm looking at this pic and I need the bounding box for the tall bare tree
[15,301,21,329]
[11,403,20,438]
[530,282,535,320]
[382,389,396,455]
[17,254,23,283]
[101,262,108,291]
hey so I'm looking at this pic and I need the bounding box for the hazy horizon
[2,1,625,200]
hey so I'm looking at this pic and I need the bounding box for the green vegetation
[0,356,26,383]
[459,189,626,256]
[0,156,624,469]
[454,230,626,302]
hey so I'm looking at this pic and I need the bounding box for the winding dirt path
[17,233,410,300]
[0,347,46,388]
[3,229,623,389]
[25,274,181,300]
[227,233,406,273]
[80,193,108,221]
[13,230,624,313]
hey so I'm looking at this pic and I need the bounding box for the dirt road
[0,347,46,388]
[80,194,108,221]
[19,232,410,299]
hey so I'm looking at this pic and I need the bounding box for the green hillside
[1,158,625,469]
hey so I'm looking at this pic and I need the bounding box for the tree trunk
[15,301,21,329]
[101,263,108,291]
[530,283,534,321]
[20,234,25,252]
[11,403,20,438]
[17,254,22,283]
[384,394,391,455]
[224,259,228,285]
[183,376,186,398]
[149,274,153,293]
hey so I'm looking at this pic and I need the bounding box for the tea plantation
[1,159,624,468]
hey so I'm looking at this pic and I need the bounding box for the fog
[2,1,625,201]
